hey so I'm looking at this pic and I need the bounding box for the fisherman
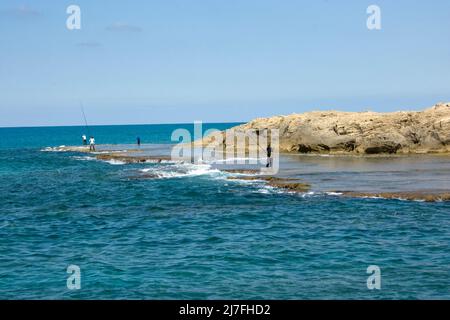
[82,134,87,145]
[89,136,96,151]
[266,144,273,168]
[137,137,141,146]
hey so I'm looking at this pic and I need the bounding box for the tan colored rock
[267,181,310,192]
[200,102,450,155]
[227,175,310,192]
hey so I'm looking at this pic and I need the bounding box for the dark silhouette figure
[266,144,272,168]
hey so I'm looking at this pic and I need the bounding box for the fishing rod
[80,101,91,137]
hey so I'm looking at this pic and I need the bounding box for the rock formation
[225,174,311,193]
[202,102,450,155]
[96,154,171,163]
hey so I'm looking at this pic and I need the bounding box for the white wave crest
[104,159,126,165]
[139,163,223,179]
[326,192,343,196]
[40,146,68,152]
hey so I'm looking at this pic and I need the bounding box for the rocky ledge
[96,154,172,164]
[337,191,450,202]
[201,102,450,155]
[222,170,310,192]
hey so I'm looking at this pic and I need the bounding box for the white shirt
[89,138,95,145]
[82,135,87,140]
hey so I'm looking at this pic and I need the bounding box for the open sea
[0,124,449,299]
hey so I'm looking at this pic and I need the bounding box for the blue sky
[1,0,450,127]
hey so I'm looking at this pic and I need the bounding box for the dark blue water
[0,123,237,150]
[0,124,449,299]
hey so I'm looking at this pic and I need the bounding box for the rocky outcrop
[202,102,450,155]
[226,174,310,192]
[337,191,450,202]
[96,154,172,163]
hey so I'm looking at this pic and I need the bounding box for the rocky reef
[96,154,172,164]
[338,191,450,202]
[201,102,450,155]
[223,169,310,192]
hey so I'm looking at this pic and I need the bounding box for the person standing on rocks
[82,134,87,145]
[266,144,273,168]
[89,136,96,152]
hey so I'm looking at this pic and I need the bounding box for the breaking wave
[139,163,223,179]
[104,159,127,165]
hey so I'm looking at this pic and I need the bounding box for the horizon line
[0,120,245,130]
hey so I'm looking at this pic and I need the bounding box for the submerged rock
[267,181,310,192]
[127,173,160,180]
[227,175,310,192]
[222,169,261,175]
[337,191,450,202]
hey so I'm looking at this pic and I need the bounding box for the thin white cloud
[77,41,102,48]
[0,5,41,18]
[106,22,143,33]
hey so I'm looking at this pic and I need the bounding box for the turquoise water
[0,124,449,299]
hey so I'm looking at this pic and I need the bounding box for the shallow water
[281,154,450,193]
[0,124,449,299]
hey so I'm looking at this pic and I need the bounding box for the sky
[1,0,450,127]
